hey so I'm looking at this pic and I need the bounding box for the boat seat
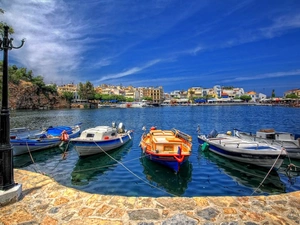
[166,137,182,142]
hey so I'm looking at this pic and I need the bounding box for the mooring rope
[251,147,285,195]
[25,141,41,174]
[94,141,177,197]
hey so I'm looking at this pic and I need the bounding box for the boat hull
[236,131,300,160]
[143,151,189,172]
[72,131,133,157]
[198,135,286,170]
[12,126,81,156]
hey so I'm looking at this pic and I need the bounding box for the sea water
[12,105,300,197]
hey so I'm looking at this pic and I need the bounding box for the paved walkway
[0,169,299,225]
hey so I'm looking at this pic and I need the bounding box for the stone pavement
[0,169,299,225]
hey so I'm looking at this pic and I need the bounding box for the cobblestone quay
[0,169,299,224]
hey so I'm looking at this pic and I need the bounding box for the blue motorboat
[11,124,81,156]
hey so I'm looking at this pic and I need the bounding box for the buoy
[60,130,69,141]
[201,142,209,151]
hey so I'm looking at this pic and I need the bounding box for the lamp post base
[0,143,15,190]
[0,184,22,207]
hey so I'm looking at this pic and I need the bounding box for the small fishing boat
[234,128,300,159]
[197,128,287,170]
[70,122,133,157]
[11,124,81,156]
[139,127,192,172]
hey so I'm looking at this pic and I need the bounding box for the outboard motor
[112,122,116,128]
[208,129,218,138]
[117,122,125,133]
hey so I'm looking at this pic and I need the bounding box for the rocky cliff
[8,80,69,109]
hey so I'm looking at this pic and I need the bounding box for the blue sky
[2,0,300,96]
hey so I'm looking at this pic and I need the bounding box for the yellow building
[142,86,164,104]
[57,83,77,95]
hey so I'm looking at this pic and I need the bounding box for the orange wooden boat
[139,127,192,172]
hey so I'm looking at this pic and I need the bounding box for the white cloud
[1,0,88,83]
[222,69,300,83]
[94,59,162,83]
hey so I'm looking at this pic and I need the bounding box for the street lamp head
[0,26,25,50]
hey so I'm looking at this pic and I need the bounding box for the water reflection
[71,141,132,186]
[199,147,286,194]
[140,156,192,196]
[278,158,300,189]
[14,146,65,169]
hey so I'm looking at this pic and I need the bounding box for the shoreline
[0,169,299,224]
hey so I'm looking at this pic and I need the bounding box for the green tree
[126,97,134,102]
[271,89,275,98]
[143,96,153,101]
[240,95,252,102]
[0,9,14,35]
[78,81,95,100]
[188,89,195,102]
[95,93,102,100]
[285,93,298,99]
[62,91,74,103]
[44,84,57,94]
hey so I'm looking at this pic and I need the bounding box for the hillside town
[57,83,300,107]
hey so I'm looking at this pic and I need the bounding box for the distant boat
[118,101,148,108]
[197,128,287,170]
[70,122,133,157]
[139,127,192,172]
[11,124,82,156]
[234,128,300,160]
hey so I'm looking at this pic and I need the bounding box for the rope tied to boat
[93,141,177,197]
[25,141,43,174]
[251,147,286,195]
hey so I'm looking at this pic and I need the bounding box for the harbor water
[12,105,300,197]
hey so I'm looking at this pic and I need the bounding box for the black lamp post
[0,26,25,190]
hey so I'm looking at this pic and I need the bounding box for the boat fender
[143,146,146,153]
[104,136,110,140]
[60,130,69,141]
[174,155,184,163]
[174,146,184,163]
[128,131,132,139]
[119,137,123,143]
[201,142,209,151]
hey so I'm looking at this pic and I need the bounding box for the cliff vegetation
[0,61,69,109]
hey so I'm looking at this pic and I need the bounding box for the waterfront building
[213,85,222,98]
[284,88,300,98]
[222,87,245,98]
[142,86,164,104]
[187,87,203,100]
[170,90,182,99]
[57,83,80,102]
[124,86,140,100]
[247,91,267,102]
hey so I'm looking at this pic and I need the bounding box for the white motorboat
[70,122,133,157]
[234,129,300,159]
[198,129,287,170]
